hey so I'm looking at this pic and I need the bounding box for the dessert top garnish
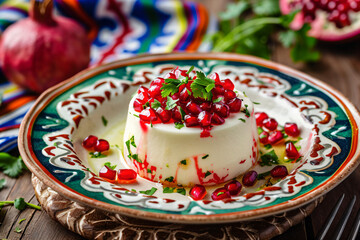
[133,67,244,137]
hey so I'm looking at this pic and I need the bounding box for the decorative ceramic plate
[19,53,360,224]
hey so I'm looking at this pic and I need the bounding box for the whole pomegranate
[0,0,90,93]
[280,0,360,42]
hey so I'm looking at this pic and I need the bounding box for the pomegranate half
[280,0,360,42]
[0,0,90,93]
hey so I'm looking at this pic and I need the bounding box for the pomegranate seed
[150,78,164,86]
[284,122,300,137]
[148,85,162,98]
[189,184,207,200]
[303,1,316,14]
[137,86,149,95]
[186,80,193,90]
[213,103,230,118]
[212,84,225,96]
[133,98,144,112]
[268,131,283,145]
[224,180,242,196]
[270,165,288,178]
[184,115,199,127]
[179,87,190,102]
[228,98,242,112]
[350,1,360,11]
[99,166,116,180]
[82,135,98,149]
[172,107,182,122]
[286,142,300,159]
[94,139,110,152]
[186,101,202,115]
[211,113,225,125]
[259,131,269,144]
[211,187,231,201]
[198,111,212,127]
[200,102,212,111]
[208,72,220,83]
[263,118,278,131]
[224,90,236,102]
[139,108,158,122]
[222,79,235,90]
[137,91,149,103]
[255,112,268,126]
[156,107,171,123]
[117,169,137,180]
[242,170,258,187]
[338,13,350,27]
[171,92,180,100]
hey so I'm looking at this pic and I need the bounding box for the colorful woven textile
[0,0,213,152]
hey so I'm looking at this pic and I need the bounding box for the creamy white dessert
[123,85,258,186]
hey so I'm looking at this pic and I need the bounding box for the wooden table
[1,2,360,239]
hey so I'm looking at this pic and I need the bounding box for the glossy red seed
[211,113,225,125]
[99,166,116,180]
[259,131,269,144]
[82,135,98,149]
[208,72,220,83]
[137,91,149,103]
[189,184,207,200]
[184,115,198,127]
[242,170,258,187]
[186,101,202,115]
[94,139,110,152]
[148,85,162,98]
[263,118,278,131]
[284,122,300,137]
[137,86,149,95]
[133,98,144,112]
[213,103,230,118]
[268,131,283,145]
[171,92,180,100]
[117,169,137,180]
[150,78,164,86]
[172,107,182,122]
[222,79,235,90]
[179,87,190,102]
[224,90,236,102]
[255,112,268,126]
[200,102,212,111]
[198,111,212,127]
[228,98,242,112]
[211,187,231,201]
[286,142,300,159]
[270,165,288,178]
[212,84,225,96]
[224,180,242,196]
[156,107,171,123]
[140,108,158,122]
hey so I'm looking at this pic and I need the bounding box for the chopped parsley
[202,154,209,159]
[217,191,225,196]
[129,136,136,148]
[242,104,250,117]
[190,71,215,101]
[259,150,279,166]
[151,99,162,110]
[163,187,175,193]
[15,226,22,233]
[252,101,260,105]
[131,154,142,163]
[238,118,246,122]
[257,171,271,180]
[139,187,157,196]
[133,113,139,118]
[174,122,184,129]
[90,152,106,158]
[257,127,264,134]
[19,218,26,224]
[101,116,108,126]
[147,169,152,173]
[205,171,212,178]
[186,66,194,74]
[264,144,272,149]
[165,96,179,110]
[166,164,169,168]
[213,97,223,103]
[180,160,187,165]
[131,189,137,192]
[165,176,174,182]
[161,81,179,97]
[104,162,117,170]
[177,188,186,196]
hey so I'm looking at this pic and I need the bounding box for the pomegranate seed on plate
[213,103,230,118]
[211,113,225,125]
[224,90,236,102]
[263,118,278,131]
[255,112,268,126]
[186,101,202,115]
[270,165,288,178]
[259,131,269,144]
[99,166,116,180]
[225,180,242,196]
[242,170,258,187]
[211,187,230,201]
[222,79,234,90]
[140,108,158,122]
[212,84,225,96]
[268,131,283,145]
[82,135,98,149]
[189,184,207,200]
[117,169,137,181]
[94,139,110,152]
[156,107,171,123]
[228,98,242,112]
[286,142,300,159]
[184,115,198,127]
[284,122,300,137]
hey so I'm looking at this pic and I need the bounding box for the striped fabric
[0,0,213,152]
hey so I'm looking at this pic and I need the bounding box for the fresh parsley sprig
[190,71,215,101]
[0,153,27,178]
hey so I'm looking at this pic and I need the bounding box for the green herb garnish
[174,122,184,129]
[147,169,152,173]
[90,152,107,158]
[202,154,209,159]
[101,116,108,126]
[165,176,174,182]
[139,187,157,196]
[104,162,117,170]
[163,187,175,193]
[260,150,279,166]
[217,191,225,196]
[213,97,223,103]
[239,118,246,122]
[242,104,250,117]
[190,71,215,100]
[180,160,187,165]
[177,188,186,196]
[0,153,27,178]
[205,171,212,178]
[151,99,162,110]
[0,179,6,190]
[131,154,142,163]
[165,96,179,110]
[186,66,194,74]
